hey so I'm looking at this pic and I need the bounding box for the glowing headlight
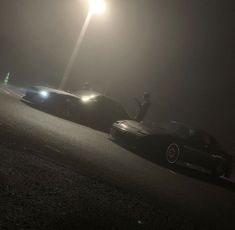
[39,90,49,98]
[81,94,96,103]
[81,96,91,102]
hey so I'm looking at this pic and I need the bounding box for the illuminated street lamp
[89,0,106,15]
[59,0,106,90]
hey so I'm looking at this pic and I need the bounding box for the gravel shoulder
[0,143,202,230]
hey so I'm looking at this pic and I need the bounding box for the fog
[0,0,234,151]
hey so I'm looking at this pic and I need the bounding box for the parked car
[22,86,130,132]
[109,120,234,178]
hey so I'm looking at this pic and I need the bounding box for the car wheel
[166,143,181,164]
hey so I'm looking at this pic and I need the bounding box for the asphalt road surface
[0,85,235,229]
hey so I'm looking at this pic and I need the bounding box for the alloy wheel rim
[166,143,180,163]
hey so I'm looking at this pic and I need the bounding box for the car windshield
[153,121,191,139]
[94,95,130,118]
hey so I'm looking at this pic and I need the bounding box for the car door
[183,133,212,168]
[64,96,80,120]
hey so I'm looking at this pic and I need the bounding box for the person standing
[134,92,151,122]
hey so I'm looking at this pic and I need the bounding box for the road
[0,85,235,229]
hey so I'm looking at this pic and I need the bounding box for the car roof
[150,121,216,139]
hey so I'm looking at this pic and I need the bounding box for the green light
[3,72,10,85]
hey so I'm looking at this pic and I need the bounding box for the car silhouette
[22,86,130,132]
[110,120,234,178]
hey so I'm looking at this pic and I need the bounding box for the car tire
[166,143,181,164]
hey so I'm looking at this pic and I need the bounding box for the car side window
[190,134,202,144]
[189,131,211,151]
[66,96,78,106]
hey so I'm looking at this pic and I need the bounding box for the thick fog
[0,0,234,151]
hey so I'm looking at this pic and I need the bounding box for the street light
[59,0,106,90]
[89,0,106,15]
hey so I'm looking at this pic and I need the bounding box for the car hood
[27,86,79,98]
[114,120,167,136]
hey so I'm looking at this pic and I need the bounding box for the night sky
[0,0,234,150]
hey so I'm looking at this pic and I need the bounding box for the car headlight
[81,96,91,103]
[81,94,96,103]
[39,90,49,98]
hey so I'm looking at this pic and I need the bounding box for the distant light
[89,0,106,14]
[39,90,49,98]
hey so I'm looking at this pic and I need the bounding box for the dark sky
[0,0,234,150]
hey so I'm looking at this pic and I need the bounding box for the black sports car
[110,120,234,178]
[22,86,130,132]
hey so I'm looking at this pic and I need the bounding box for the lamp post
[59,0,106,90]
